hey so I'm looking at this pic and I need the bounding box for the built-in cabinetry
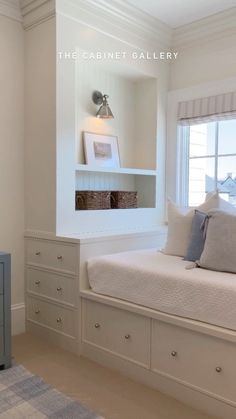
[25,238,79,352]
[0,253,11,369]
[25,229,165,352]
[81,293,236,417]
[25,231,236,418]
[75,64,159,211]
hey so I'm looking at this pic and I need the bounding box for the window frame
[177,119,236,207]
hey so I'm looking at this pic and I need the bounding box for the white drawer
[83,300,150,368]
[26,268,76,307]
[152,320,236,404]
[27,296,76,338]
[26,239,77,274]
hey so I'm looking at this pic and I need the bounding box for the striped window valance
[178,92,236,126]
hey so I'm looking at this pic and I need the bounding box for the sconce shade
[92,91,114,119]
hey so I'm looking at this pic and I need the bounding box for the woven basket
[75,191,111,210]
[111,191,138,209]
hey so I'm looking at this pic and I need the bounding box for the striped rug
[0,365,104,418]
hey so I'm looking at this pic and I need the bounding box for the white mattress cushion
[88,250,236,330]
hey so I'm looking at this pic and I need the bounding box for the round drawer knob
[57,255,63,260]
[35,309,40,314]
[171,351,177,357]
[215,366,222,373]
[125,334,130,340]
[94,323,100,329]
[35,252,41,256]
[56,287,62,292]
[35,280,40,285]
[56,317,62,323]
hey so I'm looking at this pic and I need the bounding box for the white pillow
[163,193,236,257]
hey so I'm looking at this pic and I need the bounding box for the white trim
[56,0,172,50]
[11,303,25,335]
[20,0,55,29]
[0,0,22,22]
[173,7,236,50]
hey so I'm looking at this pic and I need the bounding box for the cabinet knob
[94,323,100,329]
[35,252,41,256]
[215,367,222,373]
[35,309,40,314]
[56,317,62,323]
[35,280,40,285]
[56,287,62,292]
[57,255,63,260]
[171,351,177,357]
[125,334,130,340]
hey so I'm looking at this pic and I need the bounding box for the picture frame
[83,132,120,168]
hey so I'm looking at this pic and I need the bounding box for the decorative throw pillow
[184,210,207,262]
[163,193,236,257]
[199,210,236,273]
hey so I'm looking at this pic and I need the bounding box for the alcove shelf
[75,165,157,209]
[75,164,157,176]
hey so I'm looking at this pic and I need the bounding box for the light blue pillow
[184,210,207,262]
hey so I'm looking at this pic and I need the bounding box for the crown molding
[57,0,172,50]
[20,0,55,29]
[173,7,236,50]
[0,0,22,22]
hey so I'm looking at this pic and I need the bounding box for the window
[179,119,236,207]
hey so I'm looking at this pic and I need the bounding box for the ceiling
[127,0,236,28]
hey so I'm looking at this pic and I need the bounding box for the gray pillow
[199,209,236,273]
[184,210,207,262]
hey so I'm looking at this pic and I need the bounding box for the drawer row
[26,239,77,275]
[27,296,76,337]
[26,268,76,307]
[82,299,236,405]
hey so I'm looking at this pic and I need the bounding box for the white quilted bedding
[87,249,236,330]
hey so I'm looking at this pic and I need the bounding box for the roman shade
[178,92,236,126]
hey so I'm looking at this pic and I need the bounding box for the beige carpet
[12,333,216,419]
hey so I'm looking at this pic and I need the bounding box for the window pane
[218,119,236,155]
[217,155,236,206]
[189,123,216,157]
[188,157,215,207]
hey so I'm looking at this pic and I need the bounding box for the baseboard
[11,303,25,335]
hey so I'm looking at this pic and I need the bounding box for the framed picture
[83,132,120,168]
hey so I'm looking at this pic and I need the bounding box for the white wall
[170,10,236,90]
[170,35,236,90]
[0,15,25,332]
[25,18,56,234]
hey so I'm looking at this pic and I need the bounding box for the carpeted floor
[0,365,103,418]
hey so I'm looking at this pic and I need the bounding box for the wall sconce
[92,90,114,119]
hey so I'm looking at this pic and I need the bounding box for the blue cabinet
[0,253,11,369]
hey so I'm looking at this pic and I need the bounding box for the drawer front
[26,268,76,307]
[27,296,76,337]
[0,264,3,294]
[152,320,236,403]
[0,326,4,358]
[0,295,3,327]
[83,300,150,367]
[26,239,77,274]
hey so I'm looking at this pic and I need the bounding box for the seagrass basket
[75,191,111,210]
[111,191,138,209]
